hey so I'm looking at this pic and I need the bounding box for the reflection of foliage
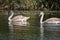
[0,0,60,10]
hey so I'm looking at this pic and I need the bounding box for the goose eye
[23,20,26,22]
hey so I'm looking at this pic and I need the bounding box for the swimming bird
[39,11,60,31]
[39,11,60,24]
[8,10,30,26]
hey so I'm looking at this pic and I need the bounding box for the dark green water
[0,10,60,40]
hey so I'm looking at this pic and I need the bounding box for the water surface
[0,10,60,40]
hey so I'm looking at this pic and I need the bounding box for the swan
[39,11,60,24]
[8,10,30,26]
[39,11,60,31]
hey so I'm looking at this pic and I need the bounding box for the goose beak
[26,17,30,19]
[24,17,30,20]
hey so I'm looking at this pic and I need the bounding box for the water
[0,13,8,40]
[0,10,60,40]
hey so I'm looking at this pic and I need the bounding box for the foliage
[20,0,37,9]
[42,0,60,10]
[0,0,60,10]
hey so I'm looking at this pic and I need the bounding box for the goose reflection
[8,10,30,26]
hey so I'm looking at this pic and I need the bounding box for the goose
[39,11,60,31]
[8,10,30,26]
[39,11,60,24]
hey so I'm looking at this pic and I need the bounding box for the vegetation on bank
[0,0,60,10]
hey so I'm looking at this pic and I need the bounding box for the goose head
[24,17,30,20]
[39,11,44,16]
[22,16,30,22]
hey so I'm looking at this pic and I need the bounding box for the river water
[0,10,60,40]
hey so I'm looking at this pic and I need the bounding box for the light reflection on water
[0,10,60,40]
[40,23,44,40]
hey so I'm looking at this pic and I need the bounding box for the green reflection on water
[0,15,8,33]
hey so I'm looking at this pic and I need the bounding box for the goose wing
[44,18,60,23]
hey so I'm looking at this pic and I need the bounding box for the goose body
[44,18,60,24]
[8,10,30,26]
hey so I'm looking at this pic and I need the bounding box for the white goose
[8,10,30,26]
[39,11,60,31]
[39,11,60,24]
